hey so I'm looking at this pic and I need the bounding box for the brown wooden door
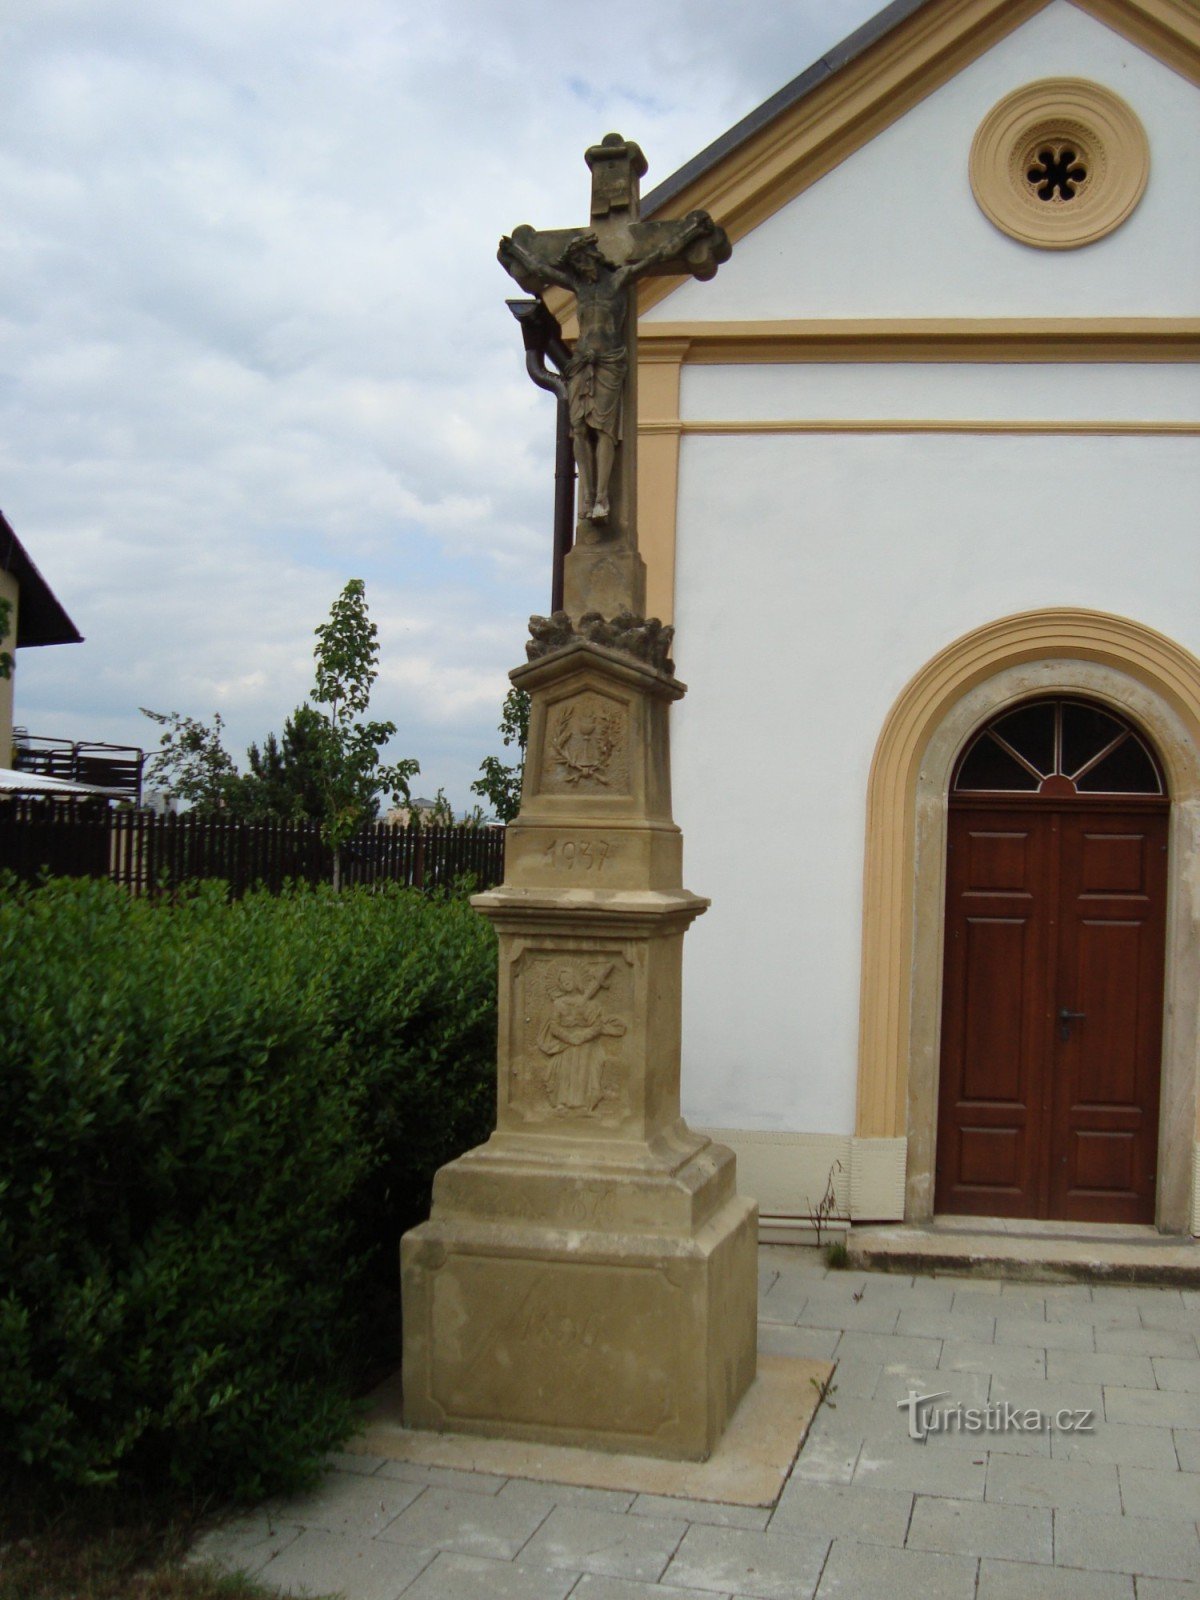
[937,804,1167,1222]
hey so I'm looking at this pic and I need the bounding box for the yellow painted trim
[663,420,1200,436]
[1071,0,1200,84]
[855,608,1200,1146]
[632,0,1054,315]
[627,0,1200,317]
[636,340,689,624]
[639,319,1200,363]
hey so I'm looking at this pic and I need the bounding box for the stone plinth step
[846,1218,1200,1287]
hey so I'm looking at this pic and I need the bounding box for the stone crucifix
[500,133,730,619]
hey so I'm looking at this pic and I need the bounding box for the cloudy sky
[2,0,881,810]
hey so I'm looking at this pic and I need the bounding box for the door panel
[1049,812,1167,1223]
[938,805,1166,1222]
[937,814,1052,1217]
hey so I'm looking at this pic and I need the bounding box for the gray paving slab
[833,1331,943,1367]
[495,1477,637,1515]
[1046,1350,1156,1387]
[630,1492,770,1530]
[977,1558,1133,1598]
[852,1439,988,1498]
[263,1472,426,1537]
[1096,1326,1200,1360]
[186,1514,303,1579]
[788,1432,861,1484]
[985,1452,1122,1512]
[1045,1297,1141,1327]
[796,1295,901,1333]
[872,1364,990,1407]
[1052,1420,1180,1469]
[991,1289,1051,1317]
[1092,1286,1186,1309]
[519,1505,687,1582]
[375,1459,507,1494]
[769,1479,913,1545]
[1138,1305,1198,1332]
[987,1373,1104,1415]
[896,1307,997,1342]
[1107,1387,1200,1430]
[570,1575,726,1600]
[757,1322,841,1360]
[1154,1358,1200,1394]
[1053,1508,1200,1580]
[815,1537,977,1598]
[906,1494,1052,1562]
[1136,1580,1200,1600]
[1119,1465,1200,1520]
[376,1486,549,1559]
[939,1338,1046,1380]
[758,1280,809,1323]
[397,1551,578,1600]
[664,1522,828,1600]
[254,1527,433,1599]
[1174,1429,1200,1472]
[994,1315,1095,1352]
[824,1360,880,1398]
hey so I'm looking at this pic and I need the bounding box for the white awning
[0,766,122,796]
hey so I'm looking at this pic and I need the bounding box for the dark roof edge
[643,0,931,216]
[0,510,84,648]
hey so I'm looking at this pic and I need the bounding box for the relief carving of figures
[549,700,621,786]
[536,961,627,1114]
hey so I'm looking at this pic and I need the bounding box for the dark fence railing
[0,799,506,897]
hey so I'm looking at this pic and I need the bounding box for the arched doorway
[936,697,1168,1223]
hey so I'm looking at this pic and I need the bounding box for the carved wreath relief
[540,691,629,794]
[511,954,631,1124]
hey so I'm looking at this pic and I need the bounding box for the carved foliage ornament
[970,79,1149,250]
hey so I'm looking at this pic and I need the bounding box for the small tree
[471,686,529,824]
[140,708,244,812]
[245,703,327,821]
[311,579,418,888]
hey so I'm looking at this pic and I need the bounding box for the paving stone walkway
[191,1244,1200,1598]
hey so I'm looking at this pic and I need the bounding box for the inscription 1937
[542,838,615,872]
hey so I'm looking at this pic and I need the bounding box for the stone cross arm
[498,213,730,297]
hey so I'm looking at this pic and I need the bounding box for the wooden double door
[936,802,1167,1223]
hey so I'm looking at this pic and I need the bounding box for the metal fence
[0,799,506,897]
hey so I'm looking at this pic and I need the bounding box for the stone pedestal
[401,639,757,1460]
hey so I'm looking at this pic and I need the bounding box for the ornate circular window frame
[970,78,1149,250]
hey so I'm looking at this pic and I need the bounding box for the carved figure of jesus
[499,214,722,525]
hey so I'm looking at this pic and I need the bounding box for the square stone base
[401,1189,757,1461]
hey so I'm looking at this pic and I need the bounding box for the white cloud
[1,0,881,804]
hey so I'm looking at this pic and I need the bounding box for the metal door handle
[1058,1007,1086,1041]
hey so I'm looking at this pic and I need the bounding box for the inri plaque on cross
[500,134,730,619]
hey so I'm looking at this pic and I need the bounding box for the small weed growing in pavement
[809,1375,838,1410]
[825,1239,849,1269]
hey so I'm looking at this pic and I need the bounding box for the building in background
[0,510,82,763]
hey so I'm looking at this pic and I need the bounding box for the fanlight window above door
[953,699,1165,796]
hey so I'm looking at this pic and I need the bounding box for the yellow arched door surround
[856,608,1200,1235]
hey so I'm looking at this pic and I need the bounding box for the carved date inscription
[541,838,615,872]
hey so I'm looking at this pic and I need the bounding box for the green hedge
[0,877,496,1501]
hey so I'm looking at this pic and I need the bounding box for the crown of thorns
[558,232,613,268]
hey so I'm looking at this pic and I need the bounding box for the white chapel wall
[674,429,1200,1156]
[644,0,1200,323]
